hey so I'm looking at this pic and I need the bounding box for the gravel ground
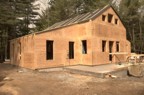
[0,63,144,95]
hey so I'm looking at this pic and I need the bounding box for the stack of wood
[127,53,144,63]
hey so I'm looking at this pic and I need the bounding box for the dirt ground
[0,64,144,95]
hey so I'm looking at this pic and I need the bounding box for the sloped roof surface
[45,9,101,30]
[37,5,112,34]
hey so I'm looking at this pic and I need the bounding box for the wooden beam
[109,52,128,55]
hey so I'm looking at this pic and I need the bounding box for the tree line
[117,0,144,53]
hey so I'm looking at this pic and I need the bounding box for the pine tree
[118,0,144,53]
[0,0,36,61]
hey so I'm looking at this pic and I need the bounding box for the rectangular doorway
[82,40,87,54]
[69,42,74,59]
[46,40,53,60]
[109,41,114,61]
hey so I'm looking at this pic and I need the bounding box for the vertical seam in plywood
[33,33,37,69]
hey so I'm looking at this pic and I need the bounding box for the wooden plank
[109,52,128,55]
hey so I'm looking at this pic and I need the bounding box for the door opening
[69,42,74,59]
[46,40,53,60]
[109,41,114,61]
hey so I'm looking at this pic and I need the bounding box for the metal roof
[36,5,112,34]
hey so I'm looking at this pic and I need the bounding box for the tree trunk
[132,25,136,52]
[139,21,142,54]
[127,22,133,44]
[5,31,8,59]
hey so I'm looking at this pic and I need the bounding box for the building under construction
[10,5,131,69]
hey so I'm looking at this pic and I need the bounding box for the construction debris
[3,77,13,81]
[127,53,144,64]
[104,73,117,79]
[17,70,24,73]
